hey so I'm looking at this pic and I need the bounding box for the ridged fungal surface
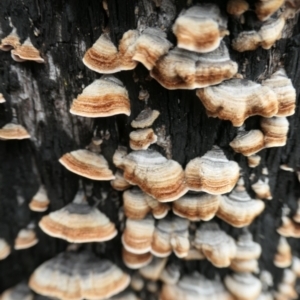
[129,128,157,150]
[277,216,300,238]
[227,0,249,17]
[0,123,30,140]
[131,108,160,129]
[0,239,10,260]
[255,0,285,21]
[28,185,50,212]
[111,170,132,191]
[0,28,20,51]
[139,257,168,281]
[11,38,44,63]
[29,251,130,300]
[122,248,153,269]
[14,229,38,250]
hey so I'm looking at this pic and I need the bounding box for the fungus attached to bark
[29,251,130,300]
[114,149,188,202]
[14,228,38,250]
[185,146,239,194]
[293,199,300,223]
[194,222,237,267]
[11,38,44,63]
[262,68,296,117]
[196,79,278,127]
[260,117,289,148]
[132,28,172,70]
[248,155,261,168]
[274,237,292,268]
[172,4,229,53]
[276,268,298,300]
[0,282,33,300]
[277,216,300,238]
[122,248,153,269]
[0,123,30,140]
[29,185,50,212]
[0,238,10,260]
[39,189,117,243]
[217,181,265,227]
[225,272,262,300]
[123,188,169,220]
[0,28,20,51]
[70,75,130,117]
[131,108,160,129]
[0,93,6,103]
[150,42,238,90]
[251,178,272,200]
[183,246,205,261]
[129,128,157,150]
[172,193,221,221]
[139,257,168,281]
[255,0,285,21]
[122,215,155,254]
[159,264,181,285]
[227,0,249,17]
[230,129,265,157]
[111,170,132,191]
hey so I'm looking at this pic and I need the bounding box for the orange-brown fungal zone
[11,38,44,63]
[0,123,30,140]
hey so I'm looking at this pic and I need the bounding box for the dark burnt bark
[0,0,300,297]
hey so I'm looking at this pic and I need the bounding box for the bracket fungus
[251,178,272,200]
[11,38,44,63]
[248,155,261,168]
[129,128,157,150]
[132,28,172,70]
[39,190,117,243]
[260,117,289,148]
[0,238,10,260]
[159,263,181,285]
[29,251,130,300]
[14,228,38,250]
[255,0,285,21]
[0,283,33,300]
[0,93,6,103]
[230,129,265,157]
[114,149,188,202]
[172,193,221,221]
[0,123,30,140]
[139,257,168,281]
[123,188,169,220]
[111,170,132,191]
[0,28,20,51]
[277,216,300,238]
[227,0,249,17]
[194,222,237,267]
[185,146,239,194]
[150,42,238,90]
[276,268,298,299]
[151,216,190,258]
[217,181,265,227]
[274,237,292,268]
[122,215,155,254]
[131,108,160,129]
[196,79,278,127]
[70,75,130,117]
[262,68,296,117]
[292,199,300,223]
[172,4,229,53]
[122,247,153,269]
[224,272,262,300]
[232,15,286,52]
[28,185,50,212]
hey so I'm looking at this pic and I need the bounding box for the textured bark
[0,0,300,297]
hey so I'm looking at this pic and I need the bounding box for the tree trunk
[0,0,300,298]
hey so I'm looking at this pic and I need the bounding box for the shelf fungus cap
[150,42,238,90]
[235,231,262,260]
[172,193,221,221]
[139,257,168,281]
[59,149,114,180]
[260,117,289,148]
[225,273,262,300]
[129,128,157,150]
[111,170,132,191]
[251,179,272,200]
[0,28,21,51]
[132,28,172,70]
[248,155,261,168]
[194,222,237,267]
[117,149,188,202]
[255,0,285,21]
[123,188,169,220]
[230,130,265,157]
[274,237,292,268]
[0,283,33,300]
[39,192,117,243]
[217,186,265,228]
[227,0,249,17]
[70,76,130,117]
[14,228,38,250]
[172,4,229,53]
[159,264,181,285]
[0,238,10,260]
[230,258,259,273]
[29,185,50,212]
[29,251,130,300]
[11,38,44,63]
[83,33,120,74]
[185,146,240,194]
[122,215,155,254]
[183,246,205,260]
[122,247,152,269]
[0,123,30,140]
[293,199,300,223]
[0,93,5,103]
[292,256,300,277]
[277,216,300,238]
[262,68,296,117]
[131,108,160,129]
[196,79,278,127]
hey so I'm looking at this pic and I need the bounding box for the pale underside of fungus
[0,238,11,260]
[28,185,50,212]
[59,149,115,180]
[0,28,21,51]
[11,38,44,63]
[114,149,188,202]
[29,251,130,300]
[172,4,229,53]
[70,75,131,117]
[150,42,238,90]
[185,146,240,194]
[196,78,278,127]
[14,228,38,250]
[0,123,30,140]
